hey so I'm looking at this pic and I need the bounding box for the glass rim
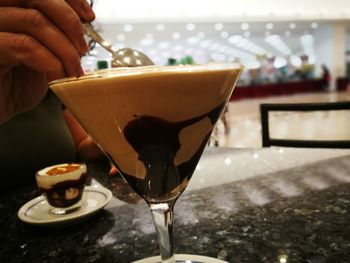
[36,163,86,177]
[49,62,243,86]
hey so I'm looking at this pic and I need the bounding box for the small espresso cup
[36,163,87,215]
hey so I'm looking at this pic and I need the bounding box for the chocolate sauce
[117,103,225,203]
[40,173,87,208]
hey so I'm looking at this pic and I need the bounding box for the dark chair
[260,101,350,148]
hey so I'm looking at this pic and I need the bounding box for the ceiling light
[265,35,291,56]
[89,49,98,56]
[243,60,261,69]
[187,36,200,44]
[241,23,249,31]
[243,31,250,38]
[308,55,316,64]
[236,38,249,48]
[300,34,315,56]
[117,34,126,41]
[155,24,165,31]
[228,35,243,45]
[140,37,154,46]
[290,55,302,67]
[266,23,274,30]
[227,48,256,61]
[214,23,224,31]
[274,57,287,68]
[186,23,196,31]
[123,24,133,32]
[224,158,232,166]
[221,31,229,39]
[172,32,181,40]
[197,32,205,38]
[236,38,266,56]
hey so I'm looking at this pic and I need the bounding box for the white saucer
[18,185,112,227]
[132,254,228,263]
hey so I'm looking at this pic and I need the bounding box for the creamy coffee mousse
[36,163,87,208]
[50,64,242,203]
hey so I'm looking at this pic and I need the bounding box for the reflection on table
[1,147,350,262]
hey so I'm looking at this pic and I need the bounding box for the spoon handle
[83,23,115,54]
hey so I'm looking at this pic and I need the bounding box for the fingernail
[78,66,85,77]
[83,1,95,21]
[80,37,89,54]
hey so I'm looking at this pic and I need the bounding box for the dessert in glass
[50,63,242,262]
[36,163,87,215]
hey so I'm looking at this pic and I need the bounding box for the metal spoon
[83,23,154,67]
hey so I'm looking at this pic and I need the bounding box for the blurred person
[0,0,108,193]
[321,64,331,90]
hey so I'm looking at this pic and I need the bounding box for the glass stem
[149,202,175,263]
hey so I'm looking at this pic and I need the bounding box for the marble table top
[1,147,350,263]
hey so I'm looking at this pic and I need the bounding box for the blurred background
[84,0,350,147]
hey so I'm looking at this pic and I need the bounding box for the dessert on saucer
[18,185,112,227]
[36,163,87,215]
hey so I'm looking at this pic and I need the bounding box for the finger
[24,0,91,54]
[0,7,83,77]
[0,32,65,80]
[0,66,49,124]
[109,165,120,177]
[0,0,95,22]
[0,66,11,75]
[0,0,23,7]
[65,0,95,22]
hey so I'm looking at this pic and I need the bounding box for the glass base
[49,200,84,215]
[132,254,228,263]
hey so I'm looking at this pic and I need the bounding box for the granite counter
[1,147,350,263]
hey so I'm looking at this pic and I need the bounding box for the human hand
[109,165,120,177]
[0,0,95,124]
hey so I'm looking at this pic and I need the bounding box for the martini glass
[50,63,242,263]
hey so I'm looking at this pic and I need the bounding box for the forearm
[76,136,105,162]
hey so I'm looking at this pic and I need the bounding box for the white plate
[132,254,228,263]
[18,185,112,227]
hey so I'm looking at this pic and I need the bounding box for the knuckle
[66,11,82,31]
[12,34,36,52]
[23,9,48,29]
